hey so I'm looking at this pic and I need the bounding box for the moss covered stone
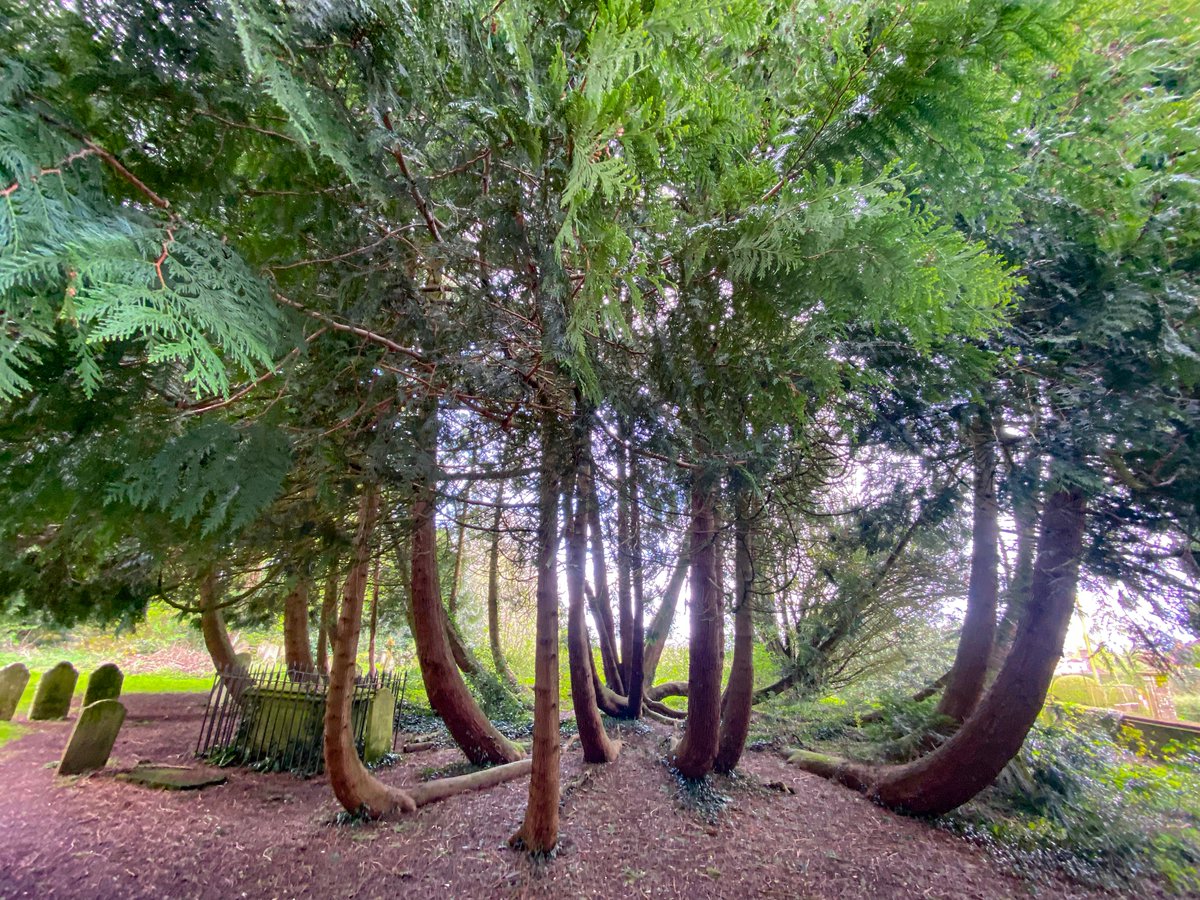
[83,663,124,706]
[364,687,395,763]
[29,662,78,721]
[0,663,30,721]
[57,699,126,776]
[117,764,227,790]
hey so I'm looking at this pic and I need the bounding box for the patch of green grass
[0,720,26,749]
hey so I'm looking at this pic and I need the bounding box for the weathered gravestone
[29,662,78,721]
[83,663,124,707]
[0,663,30,721]
[57,699,126,776]
[364,686,396,763]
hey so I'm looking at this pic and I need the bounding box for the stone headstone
[57,699,126,776]
[364,687,395,763]
[83,663,124,707]
[0,663,30,721]
[28,662,78,721]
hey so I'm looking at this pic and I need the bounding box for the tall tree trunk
[716,484,755,773]
[790,489,1087,816]
[367,560,381,679]
[323,484,417,816]
[643,539,689,687]
[487,477,522,691]
[584,446,624,694]
[512,411,563,854]
[937,414,999,721]
[283,578,315,680]
[670,473,723,780]
[317,554,340,677]
[566,448,620,763]
[615,424,634,690]
[625,435,646,720]
[409,408,522,767]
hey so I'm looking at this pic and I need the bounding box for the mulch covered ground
[0,693,1113,899]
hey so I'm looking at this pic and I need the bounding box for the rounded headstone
[83,663,124,707]
[57,699,127,776]
[0,663,30,721]
[29,662,79,721]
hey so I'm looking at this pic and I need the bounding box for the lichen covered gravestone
[29,662,78,721]
[0,663,30,721]
[57,699,126,776]
[364,686,396,763]
[83,663,124,707]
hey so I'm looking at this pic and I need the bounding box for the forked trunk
[323,484,417,816]
[643,540,689,686]
[670,473,723,780]
[716,486,755,773]
[566,457,620,763]
[512,412,564,854]
[283,578,315,680]
[937,416,999,721]
[789,489,1086,816]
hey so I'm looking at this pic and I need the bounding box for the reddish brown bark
[411,477,523,766]
[938,416,999,721]
[198,570,244,698]
[566,457,620,763]
[283,578,315,680]
[323,484,416,817]
[790,489,1087,816]
[670,474,723,780]
[716,486,755,773]
[512,413,563,854]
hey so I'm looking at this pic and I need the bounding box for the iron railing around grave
[195,664,407,776]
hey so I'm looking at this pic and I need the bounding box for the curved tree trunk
[583,447,624,695]
[670,473,723,780]
[323,484,417,817]
[937,415,999,721]
[409,408,522,767]
[316,555,340,678]
[566,452,620,763]
[716,485,755,773]
[487,476,522,691]
[199,570,245,698]
[283,578,315,680]
[512,411,564,853]
[643,539,689,686]
[789,489,1087,816]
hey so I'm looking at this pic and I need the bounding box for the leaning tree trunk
[715,484,755,773]
[790,489,1086,816]
[670,472,723,780]
[411,476,523,766]
[283,578,315,680]
[199,569,246,698]
[583,446,625,695]
[625,436,646,720]
[324,484,417,816]
[487,476,523,691]
[937,414,999,721]
[512,411,564,854]
[566,453,620,763]
[316,554,340,677]
[643,539,689,687]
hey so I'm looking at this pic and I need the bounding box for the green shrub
[947,708,1200,893]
